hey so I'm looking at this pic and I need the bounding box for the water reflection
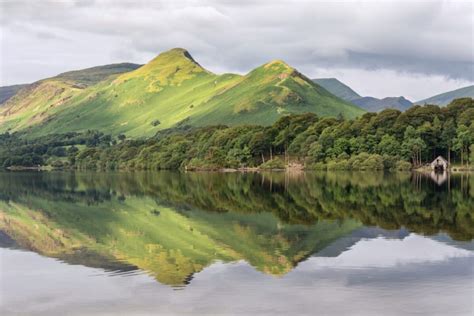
[0,171,472,287]
[429,170,448,185]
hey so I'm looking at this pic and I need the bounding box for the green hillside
[0,63,140,132]
[1,48,364,137]
[312,78,361,101]
[416,85,474,106]
[190,61,363,127]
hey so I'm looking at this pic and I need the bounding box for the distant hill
[0,84,29,105]
[54,62,142,86]
[351,96,413,112]
[1,48,364,137]
[313,78,412,112]
[313,78,361,101]
[416,85,474,106]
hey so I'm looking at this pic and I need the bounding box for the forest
[1,98,473,171]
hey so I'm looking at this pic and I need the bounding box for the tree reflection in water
[0,171,472,286]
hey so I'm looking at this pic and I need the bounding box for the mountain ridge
[312,78,413,112]
[0,84,30,106]
[351,96,413,112]
[416,85,474,106]
[0,48,364,137]
[313,78,361,101]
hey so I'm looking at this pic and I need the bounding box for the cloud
[0,0,473,99]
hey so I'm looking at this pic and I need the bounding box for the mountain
[416,85,474,106]
[0,84,29,105]
[0,63,141,132]
[188,60,364,127]
[0,48,364,137]
[313,78,361,101]
[351,96,413,112]
[312,78,413,112]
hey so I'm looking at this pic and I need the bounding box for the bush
[346,153,384,170]
[50,160,65,169]
[361,154,384,170]
[185,158,221,171]
[382,154,398,170]
[327,160,350,170]
[348,153,369,170]
[394,160,412,171]
[260,158,285,170]
[311,162,327,170]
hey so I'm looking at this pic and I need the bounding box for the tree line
[1,98,473,170]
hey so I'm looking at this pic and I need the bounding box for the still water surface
[0,171,473,315]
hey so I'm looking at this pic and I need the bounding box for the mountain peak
[149,48,201,67]
[247,60,297,80]
[162,48,195,60]
[262,59,293,71]
[117,48,209,83]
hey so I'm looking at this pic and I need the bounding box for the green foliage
[402,126,426,166]
[377,135,401,156]
[454,124,474,166]
[260,158,285,169]
[394,160,412,171]
[0,131,111,168]
[470,144,474,165]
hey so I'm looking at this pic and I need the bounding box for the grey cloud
[0,0,473,92]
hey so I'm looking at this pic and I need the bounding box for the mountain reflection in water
[0,171,472,287]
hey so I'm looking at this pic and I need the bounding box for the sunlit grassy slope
[1,48,364,137]
[0,63,140,132]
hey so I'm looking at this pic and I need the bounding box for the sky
[0,0,473,101]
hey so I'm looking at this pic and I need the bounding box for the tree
[332,138,350,157]
[470,144,474,167]
[307,142,324,163]
[441,118,456,165]
[377,135,401,156]
[454,125,473,167]
[249,131,272,163]
[402,126,426,166]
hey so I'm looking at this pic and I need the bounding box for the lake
[0,171,473,316]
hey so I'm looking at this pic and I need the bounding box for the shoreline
[4,165,473,173]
